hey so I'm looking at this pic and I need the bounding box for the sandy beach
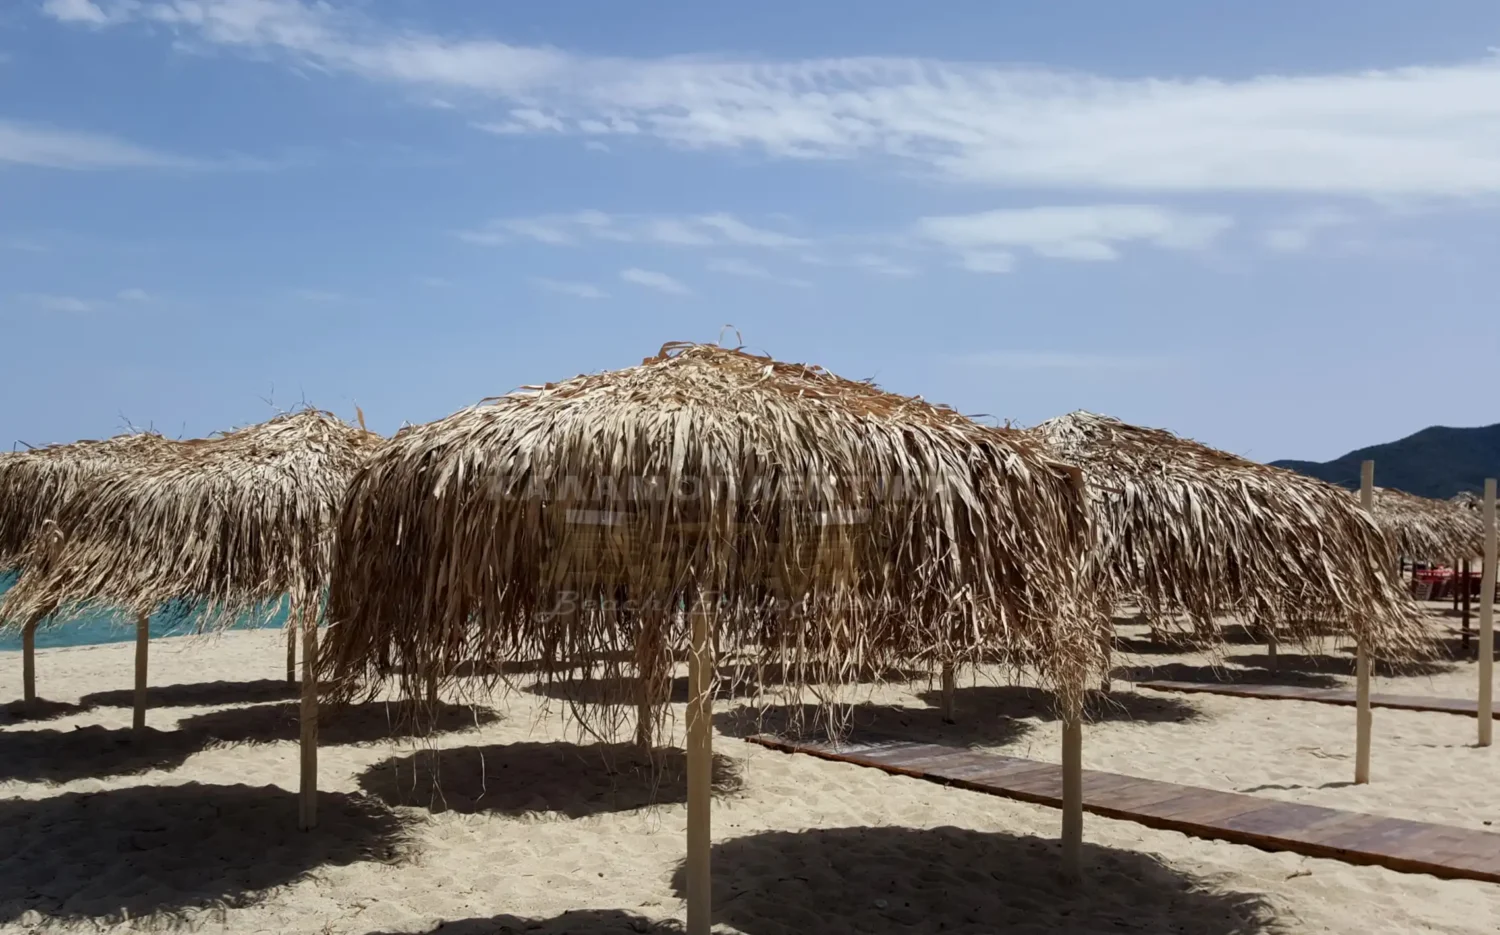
[1,611,1497,934]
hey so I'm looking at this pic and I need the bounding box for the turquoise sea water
[0,572,289,651]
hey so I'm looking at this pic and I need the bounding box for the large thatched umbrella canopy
[1365,486,1483,562]
[0,431,178,575]
[320,342,1094,706]
[1025,410,1425,654]
[1,409,379,626]
[0,408,378,829]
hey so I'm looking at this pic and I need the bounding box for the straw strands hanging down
[0,409,379,628]
[1364,486,1483,562]
[1026,411,1428,656]
[0,431,179,575]
[320,342,1098,722]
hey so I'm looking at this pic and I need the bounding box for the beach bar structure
[0,409,377,829]
[1,431,181,710]
[318,342,1098,934]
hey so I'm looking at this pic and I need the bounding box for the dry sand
[1,610,1498,934]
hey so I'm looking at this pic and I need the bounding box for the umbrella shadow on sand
[913,685,1205,726]
[715,700,1035,749]
[0,782,409,927]
[0,697,92,725]
[0,725,203,783]
[670,826,1274,935]
[527,663,930,707]
[1111,662,1343,691]
[82,679,299,709]
[358,741,742,818]
[361,909,682,934]
[178,700,501,746]
[1226,651,1458,679]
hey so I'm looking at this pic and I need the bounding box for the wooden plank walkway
[746,734,1500,884]
[1137,680,1499,718]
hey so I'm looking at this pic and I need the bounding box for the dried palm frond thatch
[0,409,380,628]
[1026,411,1428,656]
[321,342,1096,721]
[0,432,179,575]
[1365,486,1483,561]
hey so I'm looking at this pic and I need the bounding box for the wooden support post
[940,661,956,723]
[1454,557,1462,612]
[298,602,319,830]
[1267,630,1279,671]
[286,623,296,684]
[1479,479,1496,747]
[1061,696,1084,882]
[1464,559,1474,653]
[1355,461,1374,784]
[685,594,713,935]
[21,615,39,704]
[132,613,150,733]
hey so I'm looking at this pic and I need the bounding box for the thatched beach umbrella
[0,431,180,706]
[1026,411,1425,652]
[1,408,378,829]
[320,343,1095,931]
[1027,413,1428,786]
[1364,485,1483,575]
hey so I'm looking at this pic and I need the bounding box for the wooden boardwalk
[1137,680,1499,718]
[746,734,1500,884]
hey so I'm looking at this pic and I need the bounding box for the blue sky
[3,0,1498,462]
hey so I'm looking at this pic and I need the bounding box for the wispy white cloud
[706,257,811,287]
[533,278,608,299]
[53,0,1500,197]
[459,211,807,250]
[960,351,1170,371]
[116,287,151,302]
[292,288,345,302]
[19,293,95,312]
[957,251,1016,274]
[850,254,917,278]
[41,0,113,25]
[620,268,690,295]
[0,119,199,171]
[918,205,1232,269]
[1261,207,1358,252]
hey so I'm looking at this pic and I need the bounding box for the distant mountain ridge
[1269,423,1500,500]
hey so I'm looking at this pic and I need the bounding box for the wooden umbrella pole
[286,623,296,684]
[1061,690,1084,881]
[1453,557,1462,612]
[685,593,713,935]
[1478,479,1496,747]
[298,601,319,830]
[133,612,149,733]
[1355,461,1374,784]
[940,661,956,723]
[1463,559,1473,654]
[21,613,40,704]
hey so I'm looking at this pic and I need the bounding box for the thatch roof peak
[484,342,1022,440]
[322,342,1096,713]
[1,407,379,627]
